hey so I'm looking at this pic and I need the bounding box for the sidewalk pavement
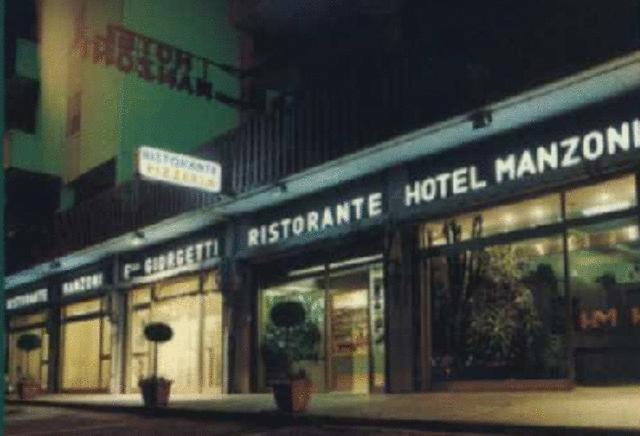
[7,386,640,434]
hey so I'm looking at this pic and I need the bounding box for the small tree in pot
[267,301,314,413]
[16,333,42,400]
[138,322,173,407]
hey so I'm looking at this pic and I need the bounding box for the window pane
[565,174,636,219]
[154,274,199,300]
[420,194,561,248]
[429,235,566,381]
[10,311,47,329]
[568,218,640,382]
[62,318,101,390]
[63,298,101,318]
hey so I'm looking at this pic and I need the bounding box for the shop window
[130,287,151,306]
[260,261,385,393]
[7,311,48,390]
[126,275,223,395]
[568,218,640,382]
[63,298,102,318]
[420,193,562,248]
[61,318,101,390]
[428,235,566,382]
[565,174,636,220]
[60,297,111,391]
[154,274,199,300]
[10,312,46,329]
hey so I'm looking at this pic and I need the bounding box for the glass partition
[7,312,49,390]
[568,218,640,382]
[429,235,566,381]
[565,174,636,220]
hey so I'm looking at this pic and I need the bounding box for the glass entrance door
[328,288,370,392]
[259,258,385,393]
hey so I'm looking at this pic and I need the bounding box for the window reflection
[568,218,640,382]
[565,174,636,219]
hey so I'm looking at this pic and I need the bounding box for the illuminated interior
[127,271,223,394]
[60,298,111,391]
[259,260,385,393]
[422,173,640,382]
[8,311,49,390]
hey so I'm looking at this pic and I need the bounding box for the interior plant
[15,333,42,400]
[138,322,173,407]
[265,301,316,413]
[465,245,543,377]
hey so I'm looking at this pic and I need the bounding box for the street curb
[7,399,640,435]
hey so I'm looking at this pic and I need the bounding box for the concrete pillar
[46,304,61,393]
[226,260,254,393]
[384,227,418,393]
[110,287,126,394]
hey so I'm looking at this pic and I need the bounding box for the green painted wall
[6,131,41,173]
[67,0,124,182]
[37,0,239,192]
[117,0,239,182]
[39,0,74,178]
[15,38,39,80]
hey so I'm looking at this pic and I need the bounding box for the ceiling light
[131,230,146,246]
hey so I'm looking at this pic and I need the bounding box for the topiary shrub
[266,301,311,379]
[143,322,173,381]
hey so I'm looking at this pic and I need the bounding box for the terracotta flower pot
[272,377,313,413]
[17,380,41,400]
[138,378,172,407]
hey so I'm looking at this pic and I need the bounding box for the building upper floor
[6,0,640,274]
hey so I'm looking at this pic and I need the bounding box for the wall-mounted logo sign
[62,272,105,297]
[6,288,48,310]
[137,146,221,193]
[71,3,234,103]
[247,192,384,248]
[122,238,219,281]
[404,118,640,207]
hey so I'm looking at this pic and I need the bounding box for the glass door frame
[258,255,385,394]
[59,295,111,393]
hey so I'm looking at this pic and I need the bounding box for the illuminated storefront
[257,256,385,394]
[119,233,224,394]
[58,264,113,392]
[226,90,640,391]
[6,285,51,392]
[5,88,640,394]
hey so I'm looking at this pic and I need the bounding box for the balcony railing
[52,178,220,258]
[200,56,479,194]
[19,54,521,269]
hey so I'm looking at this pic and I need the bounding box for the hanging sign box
[137,146,222,193]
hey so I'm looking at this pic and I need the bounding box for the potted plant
[267,301,313,413]
[138,322,173,407]
[15,333,42,400]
